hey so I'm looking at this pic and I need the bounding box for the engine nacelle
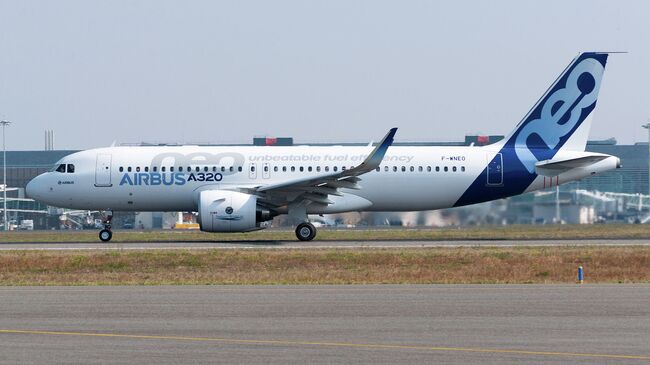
[198,190,266,232]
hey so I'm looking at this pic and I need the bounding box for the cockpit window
[55,164,66,173]
[67,164,75,173]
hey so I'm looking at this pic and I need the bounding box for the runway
[0,239,649,250]
[0,285,648,364]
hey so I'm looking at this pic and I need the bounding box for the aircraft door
[486,153,503,186]
[95,153,112,187]
[262,163,270,179]
[249,163,257,179]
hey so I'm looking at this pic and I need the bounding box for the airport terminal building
[1,137,648,229]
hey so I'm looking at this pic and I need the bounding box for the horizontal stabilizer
[535,154,609,176]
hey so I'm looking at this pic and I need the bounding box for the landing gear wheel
[99,229,112,242]
[295,222,317,241]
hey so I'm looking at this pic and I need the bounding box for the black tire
[99,229,112,242]
[295,222,317,241]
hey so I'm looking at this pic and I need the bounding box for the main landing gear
[98,210,113,242]
[295,222,317,241]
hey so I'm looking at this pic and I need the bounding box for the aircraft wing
[249,128,397,207]
[535,154,609,176]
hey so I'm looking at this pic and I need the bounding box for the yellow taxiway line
[0,329,648,361]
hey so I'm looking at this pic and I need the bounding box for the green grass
[0,246,649,285]
[1,224,650,243]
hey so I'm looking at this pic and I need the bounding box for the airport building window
[119,167,124,172]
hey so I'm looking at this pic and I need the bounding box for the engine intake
[198,190,276,232]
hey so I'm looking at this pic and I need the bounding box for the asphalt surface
[0,285,648,364]
[0,239,649,250]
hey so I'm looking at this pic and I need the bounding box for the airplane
[26,52,620,242]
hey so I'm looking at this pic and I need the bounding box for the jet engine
[198,190,276,232]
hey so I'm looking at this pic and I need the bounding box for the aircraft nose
[25,176,42,200]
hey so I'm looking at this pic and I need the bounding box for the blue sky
[0,0,648,150]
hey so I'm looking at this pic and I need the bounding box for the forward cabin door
[95,154,113,187]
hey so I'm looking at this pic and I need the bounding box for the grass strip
[0,246,648,285]
[1,224,650,243]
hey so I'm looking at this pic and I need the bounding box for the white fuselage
[26,144,619,213]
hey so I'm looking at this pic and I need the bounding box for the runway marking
[1,329,648,361]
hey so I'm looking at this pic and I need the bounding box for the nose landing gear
[98,210,113,242]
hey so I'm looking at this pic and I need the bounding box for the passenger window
[212,166,217,172]
[204,166,209,172]
[161,167,166,172]
[325,166,329,172]
[427,166,431,172]
[401,166,406,172]
[221,166,225,172]
[274,166,279,172]
[393,166,397,172]
[238,166,243,172]
[453,166,457,172]
[264,165,269,172]
[138,166,142,172]
[282,166,287,172]
[251,166,255,172]
[461,166,466,172]
[436,166,440,172]
[375,167,380,172]
[410,166,414,172]
[153,166,158,172]
[128,167,132,172]
[418,166,423,172]
[119,166,124,172]
[444,166,448,172]
[229,166,234,172]
[145,166,149,172]
[291,166,295,172]
[307,166,312,172]
[384,166,388,172]
[299,166,304,172]
[333,166,338,172]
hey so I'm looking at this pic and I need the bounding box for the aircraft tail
[501,52,608,173]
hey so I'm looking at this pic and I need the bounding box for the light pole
[643,122,650,199]
[1,120,10,231]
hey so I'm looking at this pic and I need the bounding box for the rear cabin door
[95,154,112,187]
[486,153,503,186]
